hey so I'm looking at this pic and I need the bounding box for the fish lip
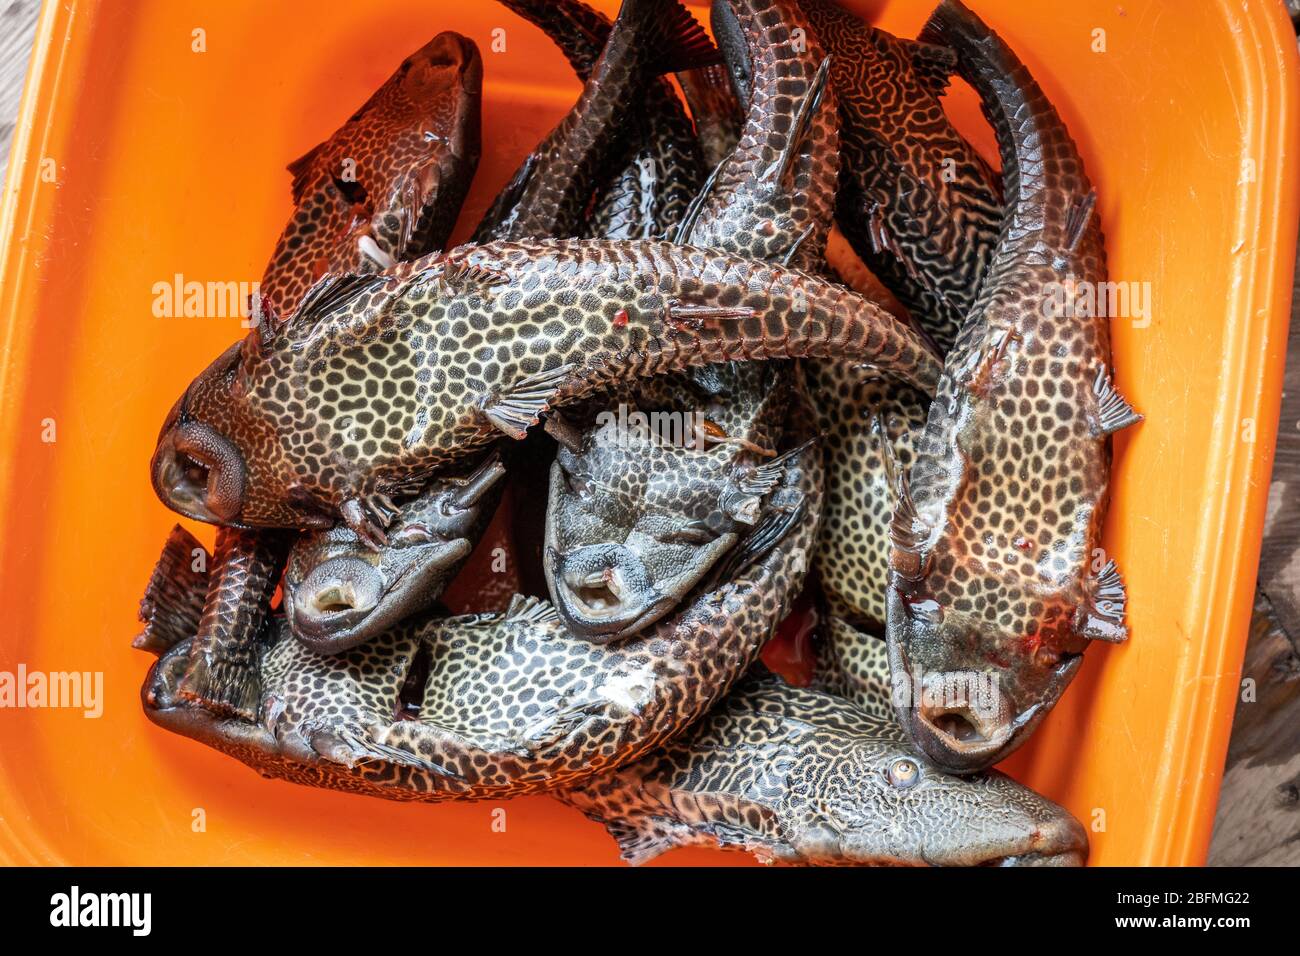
[551,586,670,643]
[150,431,224,525]
[286,539,468,654]
[888,641,1084,775]
[544,544,667,642]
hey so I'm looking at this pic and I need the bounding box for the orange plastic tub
[0,0,1296,866]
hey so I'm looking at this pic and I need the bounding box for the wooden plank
[0,0,40,168]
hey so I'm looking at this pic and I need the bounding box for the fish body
[474,0,715,243]
[556,667,1088,866]
[543,0,841,642]
[805,359,927,628]
[260,32,483,320]
[803,0,1001,352]
[141,417,822,800]
[283,451,506,654]
[150,237,940,544]
[885,0,1140,774]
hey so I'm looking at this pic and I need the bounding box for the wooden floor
[0,0,1297,865]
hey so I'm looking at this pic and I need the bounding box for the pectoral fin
[134,525,210,656]
[1091,365,1143,436]
[479,363,577,440]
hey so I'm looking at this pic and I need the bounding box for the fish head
[786,739,1087,866]
[283,452,506,654]
[259,31,483,316]
[543,423,756,643]
[886,568,1090,775]
[150,337,324,530]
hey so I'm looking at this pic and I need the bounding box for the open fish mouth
[283,538,470,654]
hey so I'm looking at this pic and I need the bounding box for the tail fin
[135,525,209,656]
[621,0,720,75]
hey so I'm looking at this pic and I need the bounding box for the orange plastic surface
[0,0,1296,866]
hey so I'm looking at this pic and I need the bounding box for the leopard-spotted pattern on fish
[812,613,892,721]
[260,32,483,321]
[555,667,1088,866]
[142,402,824,800]
[885,0,1140,774]
[152,238,941,541]
[491,0,707,243]
[803,0,1001,352]
[804,360,927,628]
[473,0,713,244]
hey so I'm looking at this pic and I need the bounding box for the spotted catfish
[282,451,506,655]
[474,0,715,244]
[803,0,1001,352]
[150,238,941,546]
[542,0,841,642]
[259,32,483,321]
[557,667,1088,866]
[139,416,822,800]
[885,0,1141,774]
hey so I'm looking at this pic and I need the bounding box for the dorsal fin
[273,272,390,348]
[134,525,209,656]
[903,38,958,97]
[286,141,327,205]
[504,594,563,626]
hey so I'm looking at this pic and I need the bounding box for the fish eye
[887,758,921,789]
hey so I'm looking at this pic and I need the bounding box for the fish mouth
[285,539,470,654]
[889,641,1084,774]
[151,424,244,525]
[544,544,668,642]
[979,813,1089,867]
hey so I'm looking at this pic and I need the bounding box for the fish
[145,33,488,689]
[802,0,1001,353]
[884,0,1141,774]
[676,63,743,172]
[812,612,894,722]
[149,237,941,547]
[555,665,1088,866]
[259,32,484,322]
[542,0,842,642]
[804,360,928,628]
[544,362,794,641]
[173,527,292,719]
[139,410,822,800]
[473,0,717,244]
[282,451,506,655]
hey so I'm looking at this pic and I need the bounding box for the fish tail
[176,528,292,721]
[919,0,1093,245]
[134,525,210,656]
[616,0,720,75]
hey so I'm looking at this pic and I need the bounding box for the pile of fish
[137,0,1139,866]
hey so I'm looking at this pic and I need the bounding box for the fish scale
[885,0,1140,775]
[555,666,1088,866]
[543,0,842,642]
[140,402,824,800]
